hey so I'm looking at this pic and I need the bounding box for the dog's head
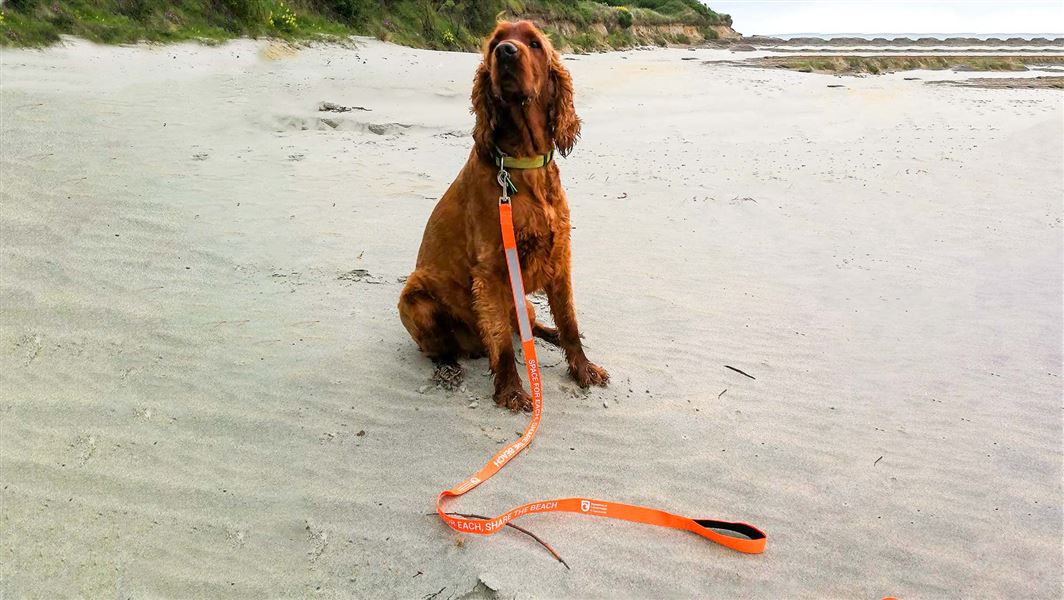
[471,20,580,157]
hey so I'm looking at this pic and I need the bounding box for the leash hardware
[497,162,514,205]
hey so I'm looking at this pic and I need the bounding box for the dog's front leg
[546,259,609,388]
[472,267,532,411]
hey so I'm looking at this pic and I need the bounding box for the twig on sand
[430,512,570,569]
[724,365,756,380]
[423,586,446,600]
[718,388,728,399]
[874,456,883,466]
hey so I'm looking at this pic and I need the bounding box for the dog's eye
[529,40,541,49]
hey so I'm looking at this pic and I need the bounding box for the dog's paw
[494,386,533,412]
[570,360,609,388]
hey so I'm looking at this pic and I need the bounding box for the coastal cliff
[1,0,737,50]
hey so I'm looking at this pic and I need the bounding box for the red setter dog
[399,20,608,411]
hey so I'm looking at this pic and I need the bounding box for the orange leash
[434,164,767,560]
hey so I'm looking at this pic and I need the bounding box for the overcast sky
[708,0,1064,35]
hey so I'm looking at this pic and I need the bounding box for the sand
[2,37,1061,598]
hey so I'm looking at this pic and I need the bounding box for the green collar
[493,147,554,170]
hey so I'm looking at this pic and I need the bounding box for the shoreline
[741,34,1064,46]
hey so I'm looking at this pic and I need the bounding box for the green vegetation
[0,0,732,50]
[602,0,730,26]
[754,55,1064,75]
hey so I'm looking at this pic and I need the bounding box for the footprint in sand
[305,521,328,559]
[337,268,384,284]
[14,333,43,366]
[225,525,248,548]
[69,434,98,467]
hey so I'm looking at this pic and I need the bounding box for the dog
[399,20,608,411]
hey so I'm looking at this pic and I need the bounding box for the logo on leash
[580,500,608,515]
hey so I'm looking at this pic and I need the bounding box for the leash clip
[497,161,514,205]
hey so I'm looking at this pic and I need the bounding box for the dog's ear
[471,61,496,158]
[548,51,580,156]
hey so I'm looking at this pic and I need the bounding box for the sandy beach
[2,37,1061,598]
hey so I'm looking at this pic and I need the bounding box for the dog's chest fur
[511,194,560,289]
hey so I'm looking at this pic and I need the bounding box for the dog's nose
[496,42,518,60]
